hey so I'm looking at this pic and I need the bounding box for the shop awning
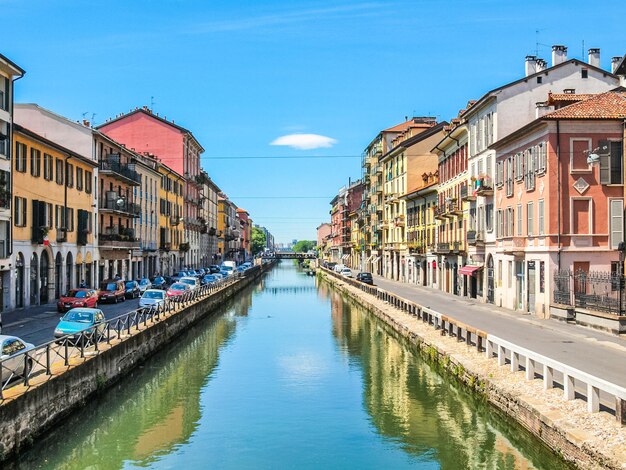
[459,265,483,276]
[342,254,349,260]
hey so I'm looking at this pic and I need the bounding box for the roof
[0,53,25,76]
[383,116,437,133]
[546,92,595,104]
[381,121,448,161]
[615,55,626,76]
[13,123,97,168]
[544,90,626,119]
[464,58,618,119]
[98,107,205,152]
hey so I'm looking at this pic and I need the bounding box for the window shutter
[599,140,610,184]
[4,77,9,110]
[31,200,40,242]
[610,199,624,249]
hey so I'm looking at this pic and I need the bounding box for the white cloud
[270,133,337,150]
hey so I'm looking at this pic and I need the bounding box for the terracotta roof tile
[544,91,626,119]
[547,93,596,103]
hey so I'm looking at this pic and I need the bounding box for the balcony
[501,236,526,254]
[169,216,181,226]
[434,206,447,220]
[451,241,464,254]
[448,200,463,216]
[0,239,8,259]
[466,230,485,246]
[179,242,190,252]
[159,242,171,251]
[56,229,67,243]
[435,242,450,254]
[100,196,141,218]
[99,158,141,185]
[142,241,158,252]
[475,178,494,196]
[460,185,475,202]
[394,215,406,226]
[408,241,426,254]
[99,225,140,250]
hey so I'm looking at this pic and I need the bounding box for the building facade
[132,152,160,279]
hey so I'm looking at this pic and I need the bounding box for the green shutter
[598,140,610,184]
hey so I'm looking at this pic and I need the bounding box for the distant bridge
[261,252,317,260]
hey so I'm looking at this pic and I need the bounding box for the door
[486,256,494,304]
[515,261,524,311]
[573,261,590,304]
[40,251,50,304]
[527,261,536,314]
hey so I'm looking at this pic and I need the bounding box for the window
[610,199,624,249]
[527,202,534,236]
[516,204,522,236]
[15,142,26,172]
[44,203,53,228]
[525,149,535,190]
[66,208,74,231]
[581,69,588,79]
[76,167,83,191]
[85,171,92,194]
[55,158,64,185]
[514,153,523,181]
[14,196,26,226]
[498,260,502,284]
[30,148,41,177]
[66,162,74,188]
[506,207,514,237]
[43,153,53,180]
[508,260,513,288]
[485,203,493,231]
[55,205,63,229]
[538,199,545,235]
[505,157,513,197]
[598,140,623,185]
[536,142,547,174]
[571,139,591,171]
[572,199,591,234]
[537,76,542,84]
[495,161,504,187]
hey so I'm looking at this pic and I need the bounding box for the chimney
[535,102,553,119]
[612,57,621,74]
[551,45,567,67]
[536,58,547,72]
[563,88,575,94]
[588,48,600,68]
[525,55,537,76]
[82,119,90,127]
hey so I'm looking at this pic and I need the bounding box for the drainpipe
[556,120,561,271]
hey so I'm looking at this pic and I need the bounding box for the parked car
[98,280,126,303]
[139,289,166,308]
[209,265,221,274]
[340,268,352,278]
[202,274,218,285]
[54,308,106,341]
[220,268,232,278]
[57,288,98,313]
[222,261,236,269]
[180,276,199,290]
[137,278,152,293]
[212,273,224,280]
[356,272,374,285]
[151,276,167,290]
[0,335,35,382]
[166,282,191,298]
[334,264,346,273]
[125,281,141,299]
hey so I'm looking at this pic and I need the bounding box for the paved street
[2,298,141,346]
[355,272,626,388]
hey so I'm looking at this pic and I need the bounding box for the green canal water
[10,262,570,469]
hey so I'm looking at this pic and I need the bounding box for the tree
[292,240,316,253]
[251,227,266,255]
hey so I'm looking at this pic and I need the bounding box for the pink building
[492,90,625,325]
[98,107,205,268]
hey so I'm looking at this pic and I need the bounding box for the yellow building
[157,163,184,275]
[218,196,239,262]
[12,124,97,307]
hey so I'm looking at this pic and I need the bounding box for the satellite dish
[586,153,600,165]
[116,198,125,207]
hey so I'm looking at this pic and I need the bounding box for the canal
[9,262,569,469]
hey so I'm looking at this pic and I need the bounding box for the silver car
[0,335,35,382]
[139,289,166,308]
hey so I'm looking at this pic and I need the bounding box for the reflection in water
[327,288,567,470]
[9,263,568,469]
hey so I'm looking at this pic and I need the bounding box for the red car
[166,282,190,297]
[57,289,99,313]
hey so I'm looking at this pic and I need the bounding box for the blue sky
[5,0,626,243]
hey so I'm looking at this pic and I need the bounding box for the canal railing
[0,266,266,403]
[321,266,626,425]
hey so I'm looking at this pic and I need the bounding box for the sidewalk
[365,273,626,387]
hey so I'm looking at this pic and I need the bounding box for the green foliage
[251,227,266,255]
[292,240,316,253]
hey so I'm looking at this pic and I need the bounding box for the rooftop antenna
[91,113,96,126]
[150,96,155,110]
[535,28,548,57]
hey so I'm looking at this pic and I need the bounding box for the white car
[340,268,352,278]
[139,289,166,308]
[0,335,35,382]
[334,264,346,273]
[180,276,200,290]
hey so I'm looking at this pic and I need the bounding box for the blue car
[54,308,106,341]
[202,274,218,285]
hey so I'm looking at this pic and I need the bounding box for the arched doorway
[487,255,495,304]
[30,253,38,306]
[66,252,73,293]
[55,252,62,298]
[40,251,49,304]
[75,252,83,288]
[15,253,24,308]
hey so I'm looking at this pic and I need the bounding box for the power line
[201,155,360,160]
[230,196,329,199]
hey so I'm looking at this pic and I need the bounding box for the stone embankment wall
[320,270,626,470]
[0,263,274,462]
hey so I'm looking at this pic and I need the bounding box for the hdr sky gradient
[4,0,625,243]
